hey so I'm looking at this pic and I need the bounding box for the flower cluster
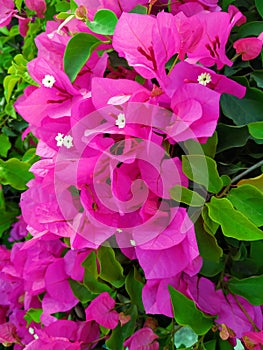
[0,0,262,348]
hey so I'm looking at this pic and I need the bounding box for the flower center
[42,74,56,88]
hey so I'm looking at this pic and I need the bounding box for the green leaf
[228,275,263,306]
[98,246,125,288]
[195,217,223,263]
[221,88,263,126]
[169,286,213,335]
[219,338,234,350]
[170,185,205,207]
[82,251,112,293]
[251,71,263,88]
[69,279,94,303]
[129,5,148,14]
[248,121,263,140]
[3,75,20,102]
[206,197,263,241]
[87,9,118,35]
[0,158,33,190]
[216,124,249,153]
[0,206,19,237]
[125,267,144,312]
[221,0,235,11]
[238,173,263,191]
[0,134,11,157]
[24,308,43,326]
[184,132,218,158]
[228,184,263,227]
[105,324,124,350]
[237,21,263,38]
[182,155,223,193]
[64,33,101,82]
[201,206,219,235]
[21,148,40,165]
[204,340,217,350]
[256,0,263,18]
[15,0,23,11]
[200,258,224,277]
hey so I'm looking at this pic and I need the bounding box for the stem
[230,292,259,332]
[231,53,242,62]
[231,160,263,184]
[57,15,75,34]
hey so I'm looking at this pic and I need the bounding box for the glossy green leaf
[24,308,42,326]
[98,246,125,288]
[238,173,263,191]
[204,340,217,350]
[228,275,263,305]
[64,33,101,82]
[195,217,223,262]
[15,0,23,11]
[219,338,234,350]
[221,88,263,126]
[0,158,33,190]
[82,251,112,293]
[251,71,263,88]
[125,267,144,312]
[3,75,19,102]
[170,185,205,207]
[87,9,118,35]
[0,207,19,237]
[248,122,263,140]
[0,134,11,157]
[129,5,148,14]
[184,132,218,158]
[216,124,249,153]
[200,258,224,277]
[201,206,219,235]
[228,184,263,227]
[69,279,94,303]
[182,155,223,193]
[256,0,263,18]
[169,286,213,335]
[206,197,263,241]
[237,21,263,38]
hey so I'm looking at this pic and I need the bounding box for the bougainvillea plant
[0,0,263,349]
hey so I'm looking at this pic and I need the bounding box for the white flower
[55,132,64,147]
[28,327,34,335]
[116,228,123,233]
[33,334,39,340]
[197,72,212,86]
[115,113,126,129]
[130,239,136,247]
[63,135,73,149]
[42,74,56,88]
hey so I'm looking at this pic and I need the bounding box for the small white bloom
[197,72,212,86]
[28,327,34,335]
[55,132,64,147]
[63,135,73,149]
[130,239,136,247]
[115,113,126,129]
[42,74,56,88]
[33,334,39,340]
[116,228,123,233]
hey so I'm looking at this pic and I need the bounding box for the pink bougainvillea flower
[25,0,46,17]
[233,35,263,61]
[170,0,220,16]
[0,322,19,345]
[124,327,159,350]
[0,0,17,27]
[142,274,188,317]
[135,208,202,279]
[243,331,263,350]
[187,277,262,338]
[85,292,119,329]
[24,337,81,350]
[185,6,245,69]
[113,12,180,80]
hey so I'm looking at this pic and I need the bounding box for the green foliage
[170,185,205,207]
[24,308,43,326]
[206,197,263,241]
[87,9,118,35]
[182,155,224,193]
[169,286,213,335]
[64,33,101,82]
[0,158,34,190]
[228,275,263,305]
